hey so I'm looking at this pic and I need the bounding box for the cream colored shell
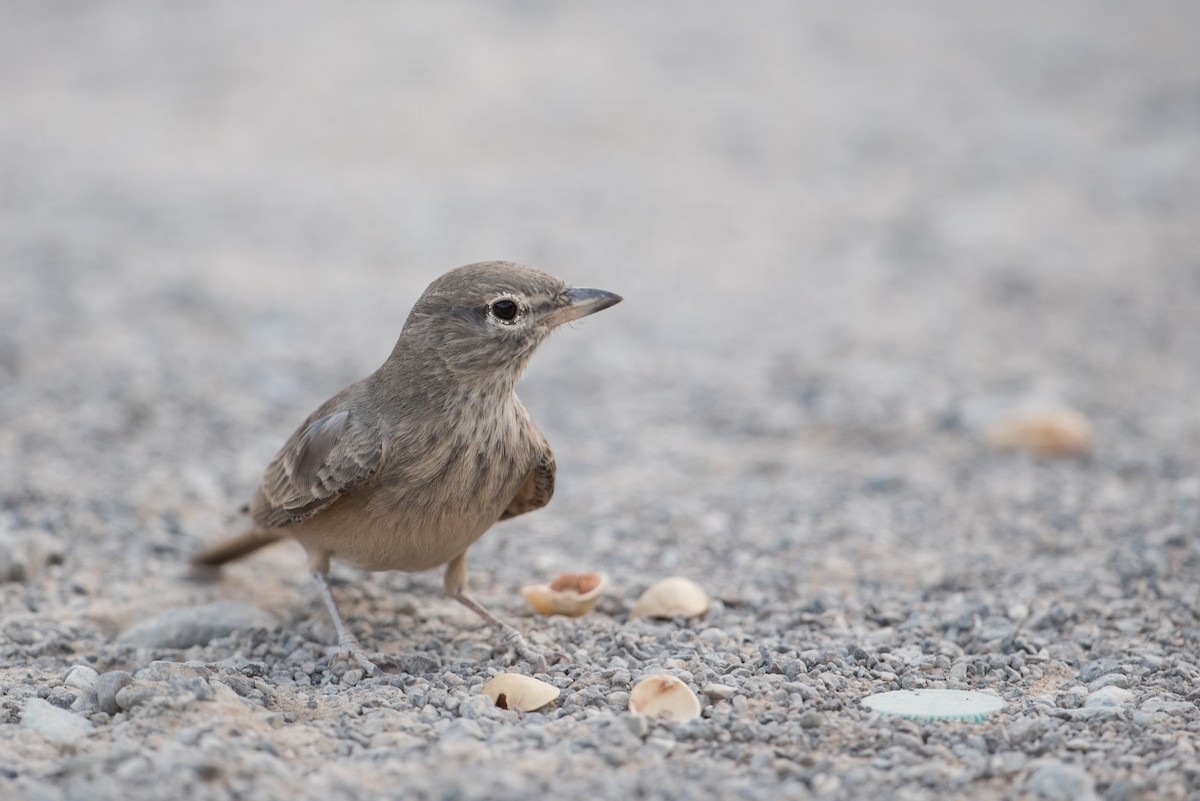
[629,577,709,619]
[984,406,1094,457]
[480,673,560,712]
[629,674,701,722]
[521,572,608,617]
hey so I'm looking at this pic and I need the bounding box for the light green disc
[861,689,1004,722]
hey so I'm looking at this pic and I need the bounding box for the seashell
[629,577,709,619]
[520,572,608,617]
[984,406,1094,458]
[629,674,701,722]
[480,673,560,712]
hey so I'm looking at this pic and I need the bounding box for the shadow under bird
[191,261,622,673]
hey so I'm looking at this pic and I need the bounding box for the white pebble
[64,665,100,692]
[1084,686,1134,708]
[21,698,93,746]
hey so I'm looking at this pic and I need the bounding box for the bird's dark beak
[543,287,623,328]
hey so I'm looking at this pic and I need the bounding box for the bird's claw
[328,639,380,677]
[500,630,567,673]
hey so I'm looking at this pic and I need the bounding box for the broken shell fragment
[481,673,560,712]
[984,406,1094,458]
[521,572,608,617]
[629,674,701,722]
[629,577,709,619]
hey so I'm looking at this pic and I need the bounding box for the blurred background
[1,0,1197,610]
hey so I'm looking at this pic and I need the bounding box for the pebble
[1055,686,1088,709]
[115,682,164,711]
[991,751,1027,774]
[1087,674,1130,692]
[1084,686,1134,708]
[0,531,33,582]
[64,665,100,692]
[798,710,823,729]
[117,602,277,649]
[1139,698,1196,715]
[702,684,735,701]
[1024,760,1099,801]
[624,713,651,739]
[21,698,93,746]
[138,661,211,682]
[96,671,134,715]
[457,695,494,719]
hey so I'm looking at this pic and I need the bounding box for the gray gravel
[1,2,1199,800]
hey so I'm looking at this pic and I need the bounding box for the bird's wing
[499,447,556,521]
[250,408,383,528]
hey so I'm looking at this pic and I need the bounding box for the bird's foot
[449,585,568,672]
[500,628,568,673]
[327,636,380,677]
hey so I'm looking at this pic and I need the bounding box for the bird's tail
[190,529,286,568]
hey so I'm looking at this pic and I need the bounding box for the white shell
[480,673,560,712]
[521,572,608,617]
[629,674,701,722]
[862,689,1004,721]
[629,577,709,619]
[984,407,1094,457]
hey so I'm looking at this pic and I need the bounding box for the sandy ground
[1,2,1198,799]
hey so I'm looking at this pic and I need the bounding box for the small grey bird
[192,261,621,673]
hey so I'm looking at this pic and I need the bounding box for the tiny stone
[21,698,93,746]
[1087,673,1130,692]
[1055,687,1088,709]
[64,665,100,693]
[1024,759,1098,800]
[0,532,31,582]
[991,751,1028,774]
[342,669,364,687]
[1083,686,1133,708]
[447,719,485,740]
[1006,714,1050,745]
[609,669,632,687]
[138,661,210,682]
[114,682,161,711]
[96,671,134,715]
[457,695,493,720]
[702,684,736,701]
[798,710,823,729]
[1078,659,1121,683]
[1139,698,1195,715]
[624,713,651,738]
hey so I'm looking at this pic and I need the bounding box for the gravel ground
[2,2,1199,799]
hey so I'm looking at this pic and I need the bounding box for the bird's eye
[490,299,520,322]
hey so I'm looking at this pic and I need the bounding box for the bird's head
[396,261,622,382]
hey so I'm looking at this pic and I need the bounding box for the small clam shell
[520,572,608,617]
[984,407,1094,457]
[481,673,560,712]
[629,577,709,619]
[629,674,701,722]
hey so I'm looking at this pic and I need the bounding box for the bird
[191,261,622,673]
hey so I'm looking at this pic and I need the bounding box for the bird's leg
[443,552,562,672]
[313,570,379,676]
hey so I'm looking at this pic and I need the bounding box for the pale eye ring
[489,298,520,322]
